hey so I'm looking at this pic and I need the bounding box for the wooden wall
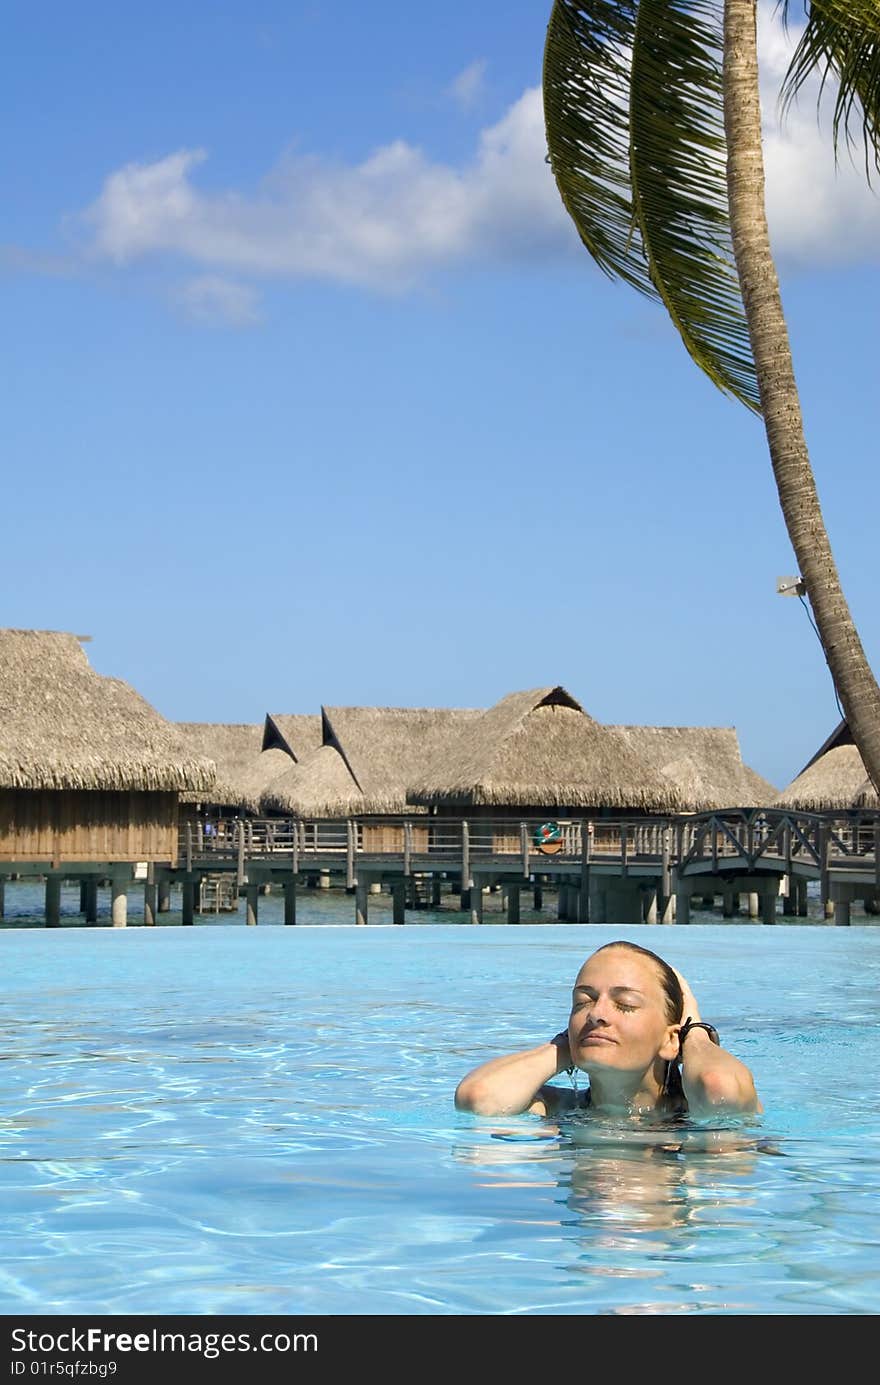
[361,822,429,852]
[0,789,179,863]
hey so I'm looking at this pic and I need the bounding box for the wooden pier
[3,807,877,927]
[164,807,879,927]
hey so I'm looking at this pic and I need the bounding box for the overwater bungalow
[260,705,482,848]
[774,720,872,811]
[606,724,777,812]
[176,720,319,817]
[0,629,215,924]
[406,686,683,836]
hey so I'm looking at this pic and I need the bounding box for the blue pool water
[2,891,879,1316]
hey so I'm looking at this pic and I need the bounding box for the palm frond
[542,0,649,294]
[780,0,880,179]
[543,0,761,412]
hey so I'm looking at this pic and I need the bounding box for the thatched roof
[852,775,879,809]
[176,723,294,813]
[0,629,215,794]
[261,705,482,817]
[742,764,780,806]
[260,743,365,817]
[773,742,871,811]
[261,713,323,761]
[607,725,776,811]
[407,687,682,811]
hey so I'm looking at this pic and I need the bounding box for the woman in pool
[454,939,762,1119]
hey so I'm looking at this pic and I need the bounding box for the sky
[3,1,878,794]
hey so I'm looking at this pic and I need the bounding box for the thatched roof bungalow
[606,725,776,812]
[407,687,682,816]
[773,720,872,811]
[261,706,482,820]
[176,722,303,815]
[0,629,215,864]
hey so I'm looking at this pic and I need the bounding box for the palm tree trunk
[723,0,880,795]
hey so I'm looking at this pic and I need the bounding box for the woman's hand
[672,967,701,1024]
[550,1029,573,1073]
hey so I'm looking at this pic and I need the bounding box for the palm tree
[542,0,880,793]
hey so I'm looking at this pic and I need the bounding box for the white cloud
[80,89,573,290]
[173,275,262,327]
[73,4,879,297]
[758,0,880,265]
[447,59,487,110]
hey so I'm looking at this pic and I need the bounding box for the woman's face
[567,946,680,1076]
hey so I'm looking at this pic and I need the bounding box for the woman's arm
[673,968,763,1115]
[679,1027,763,1114]
[454,1033,572,1116]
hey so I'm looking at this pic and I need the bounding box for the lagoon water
[2,883,879,1316]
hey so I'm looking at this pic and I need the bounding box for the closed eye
[572,998,639,1014]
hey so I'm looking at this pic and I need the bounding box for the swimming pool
[1,911,878,1316]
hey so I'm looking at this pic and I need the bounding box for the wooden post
[797,877,809,916]
[404,820,412,877]
[722,886,736,917]
[747,891,759,919]
[284,879,297,925]
[346,820,356,889]
[158,880,171,913]
[520,822,530,878]
[834,893,851,926]
[643,886,658,924]
[111,876,128,929]
[182,879,195,925]
[761,885,777,925]
[461,821,470,906]
[819,820,830,917]
[579,821,590,923]
[392,878,406,925]
[506,883,520,924]
[355,877,368,926]
[245,883,258,926]
[0,878,4,919]
[45,875,62,928]
[431,875,441,907]
[144,863,156,928]
[84,877,98,923]
[185,823,193,875]
[79,879,89,913]
[659,826,672,920]
[236,822,246,889]
[469,875,483,925]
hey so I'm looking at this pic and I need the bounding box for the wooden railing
[177,809,880,880]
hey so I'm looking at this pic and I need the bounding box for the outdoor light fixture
[776,576,806,597]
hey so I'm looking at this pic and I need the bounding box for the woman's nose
[588,995,614,1023]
